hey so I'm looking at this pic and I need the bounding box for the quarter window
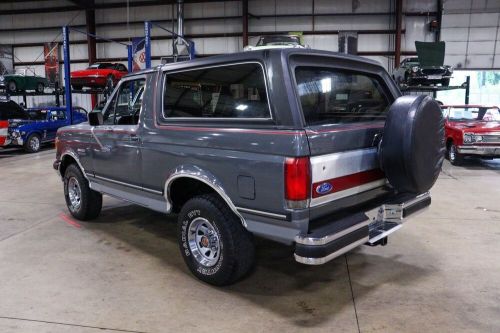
[295,67,391,125]
[163,63,270,119]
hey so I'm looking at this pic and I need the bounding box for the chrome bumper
[458,145,500,156]
[294,192,431,265]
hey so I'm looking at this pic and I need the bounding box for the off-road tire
[379,95,445,194]
[64,164,102,220]
[178,194,255,286]
[23,133,41,153]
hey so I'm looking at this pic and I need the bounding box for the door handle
[129,134,140,142]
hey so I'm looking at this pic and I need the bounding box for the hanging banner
[132,37,146,72]
[0,45,13,75]
[44,42,60,86]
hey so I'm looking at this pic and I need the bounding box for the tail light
[285,156,311,209]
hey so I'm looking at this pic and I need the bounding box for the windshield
[88,63,115,70]
[403,57,419,65]
[26,109,48,120]
[257,36,300,46]
[295,67,391,125]
[446,107,500,122]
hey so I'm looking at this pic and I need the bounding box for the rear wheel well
[169,177,219,213]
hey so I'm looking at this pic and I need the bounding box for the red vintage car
[70,63,128,90]
[442,105,500,165]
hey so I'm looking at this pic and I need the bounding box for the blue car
[3,102,87,153]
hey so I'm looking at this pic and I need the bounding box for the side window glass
[102,78,145,125]
[163,63,270,119]
[56,110,66,120]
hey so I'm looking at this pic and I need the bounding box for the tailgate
[306,123,389,214]
[292,65,396,224]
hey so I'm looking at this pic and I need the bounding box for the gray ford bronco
[54,49,444,286]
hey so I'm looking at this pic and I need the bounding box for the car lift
[400,76,471,104]
[62,26,133,124]
[0,83,64,108]
[143,21,195,68]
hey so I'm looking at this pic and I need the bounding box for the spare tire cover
[379,95,445,194]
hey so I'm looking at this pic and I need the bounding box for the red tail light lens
[285,156,311,204]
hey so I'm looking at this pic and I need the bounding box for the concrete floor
[1,147,500,333]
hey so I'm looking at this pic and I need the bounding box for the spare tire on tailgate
[379,95,445,194]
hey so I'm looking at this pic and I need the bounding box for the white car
[244,35,308,51]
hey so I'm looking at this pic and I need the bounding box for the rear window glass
[89,63,115,69]
[294,67,391,126]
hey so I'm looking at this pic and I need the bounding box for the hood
[453,121,500,133]
[8,119,34,128]
[415,41,445,67]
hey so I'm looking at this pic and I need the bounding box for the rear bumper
[294,192,431,265]
[458,145,500,156]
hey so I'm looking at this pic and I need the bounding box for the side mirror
[88,111,103,126]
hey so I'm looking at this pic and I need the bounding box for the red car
[70,63,128,90]
[442,105,500,165]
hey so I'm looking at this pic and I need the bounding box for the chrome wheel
[187,217,221,267]
[67,177,82,212]
[29,136,40,152]
[449,145,457,162]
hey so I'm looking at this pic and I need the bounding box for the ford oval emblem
[316,182,333,195]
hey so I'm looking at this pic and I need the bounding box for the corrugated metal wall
[0,0,498,110]
[441,0,500,69]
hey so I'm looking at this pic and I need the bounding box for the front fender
[164,164,246,227]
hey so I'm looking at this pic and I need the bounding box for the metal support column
[436,0,443,42]
[85,5,97,109]
[242,0,248,47]
[465,76,470,104]
[144,21,152,69]
[62,26,73,125]
[127,45,133,73]
[394,0,403,67]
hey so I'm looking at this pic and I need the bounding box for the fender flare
[164,165,247,227]
[59,149,89,180]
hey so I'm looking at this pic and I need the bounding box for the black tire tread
[178,194,255,286]
[64,164,102,220]
[23,133,40,153]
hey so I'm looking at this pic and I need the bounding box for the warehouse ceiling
[0,0,239,14]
